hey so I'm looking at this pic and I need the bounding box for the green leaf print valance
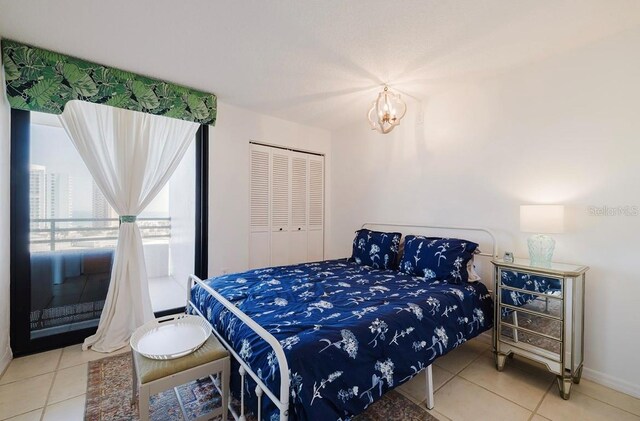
[1,39,217,125]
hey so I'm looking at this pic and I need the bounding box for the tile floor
[396,335,640,421]
[1,335,638,421]
[0,344,131,421]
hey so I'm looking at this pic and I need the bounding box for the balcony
[29,217,188,338]
[30,217,172,252]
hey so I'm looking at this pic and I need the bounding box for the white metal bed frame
[187,223,498,421]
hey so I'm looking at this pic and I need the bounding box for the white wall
[208,102,331,276]
[0,46,13,374]
[329,27,640,397]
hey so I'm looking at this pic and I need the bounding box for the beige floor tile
[474,332,493,346]
[459,353,554,410]
[42,395,86,421]
[573,378,640,416]
[0,349,61,384]
[2,409,43,421]
[0,372,54,420]
[433,376,531,421]
[531,415,551,421]
[397,366,455,404]
[538,389,640,421]
[58,343,130,369]
[48,363,88,405]
[427,408,452,421]
[434,339,489,374]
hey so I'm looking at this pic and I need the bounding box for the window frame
[9,109,209,355]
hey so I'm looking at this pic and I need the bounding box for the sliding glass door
[10,109,209,355]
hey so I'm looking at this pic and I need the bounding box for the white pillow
[467,257,482,281]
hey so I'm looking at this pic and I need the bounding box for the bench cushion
[133,335,229,384]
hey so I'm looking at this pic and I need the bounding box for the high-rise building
[92,180,115,227]
[46,173,72,219]
[29,165,47,227]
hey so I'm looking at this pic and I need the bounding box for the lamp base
[527,234,555,267]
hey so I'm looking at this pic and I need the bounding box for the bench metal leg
[425,364,435,410]
[222,359,230,421]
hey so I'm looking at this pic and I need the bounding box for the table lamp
[520,204,564,267]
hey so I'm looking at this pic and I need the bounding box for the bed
[187,223,497,421]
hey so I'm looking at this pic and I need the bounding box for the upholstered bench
[132,335,230,421]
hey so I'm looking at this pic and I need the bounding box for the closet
[249,143,324,268]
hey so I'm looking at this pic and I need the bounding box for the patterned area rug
[85,353,439,421]
[352,390,438,421]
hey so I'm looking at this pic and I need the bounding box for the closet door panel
[307,155,324,260]
[290,152,308,230]
[289,152,308,264]
[249,145,271,268]
[270,150,290,264]
[307,230,324,262]
[270,151,290,231]
[271,231,290,266]
[289,231,308,264]
[249,233,270,269]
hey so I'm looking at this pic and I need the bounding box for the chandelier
[367,86,407,134]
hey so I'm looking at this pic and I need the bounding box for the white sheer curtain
[59,100,200,353]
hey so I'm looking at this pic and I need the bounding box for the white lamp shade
[520,205,565,234]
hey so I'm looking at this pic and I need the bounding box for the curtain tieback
[119,215,137,223]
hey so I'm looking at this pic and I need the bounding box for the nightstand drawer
[499,270,563,298]
[500,325,562,356]
[501,308,562,340]
[499,289,563,319]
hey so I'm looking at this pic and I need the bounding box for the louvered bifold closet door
[249,145,271,269]
[289,151,308,264]
[307,154,325,261]
[270,149,290,266]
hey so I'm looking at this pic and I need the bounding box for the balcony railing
[30,217,171,252]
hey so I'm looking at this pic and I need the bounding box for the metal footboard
[187,274,290,421]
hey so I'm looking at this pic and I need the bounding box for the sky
[30,113,172,217]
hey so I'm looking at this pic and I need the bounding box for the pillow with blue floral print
[349,229,402,270]
[399,236,479,284]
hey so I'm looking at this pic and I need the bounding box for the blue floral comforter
[191,259,493,421]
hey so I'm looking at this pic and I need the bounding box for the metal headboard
[360,222,498,258]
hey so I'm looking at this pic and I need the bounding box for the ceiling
[1,0,640,130]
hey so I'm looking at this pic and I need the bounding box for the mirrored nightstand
[492,258,589,399]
